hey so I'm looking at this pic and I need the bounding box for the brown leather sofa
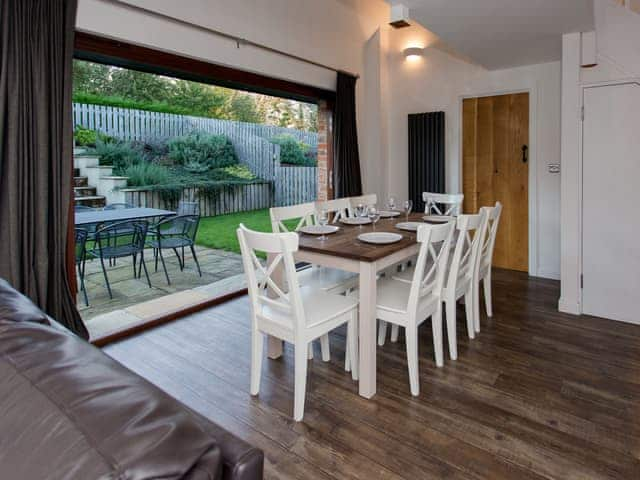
[0,279,263,480]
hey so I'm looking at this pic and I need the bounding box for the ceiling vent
[389,4,411,29]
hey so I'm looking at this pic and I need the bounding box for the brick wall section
[317,100,330,201]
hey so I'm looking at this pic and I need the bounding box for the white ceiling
[389,0,594,70]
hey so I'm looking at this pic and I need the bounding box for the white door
[582,82,640,324]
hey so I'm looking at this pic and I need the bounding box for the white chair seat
[374,277,439,316]
[262,286,358,331]
[297,266,358,294]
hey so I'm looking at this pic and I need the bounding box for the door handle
[521,145,528,163]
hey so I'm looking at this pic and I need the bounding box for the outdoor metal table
[75,207,175,226]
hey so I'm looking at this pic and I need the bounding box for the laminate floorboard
[104,269,640,479]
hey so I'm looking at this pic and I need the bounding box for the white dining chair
[423,192,464,216]
[392,211,488,359]
[237,224,359,421]
[347,194,377,216]
[316,197,350,224]
[372,222,455,395]
[270,203,358,361]
[474,202,502,330]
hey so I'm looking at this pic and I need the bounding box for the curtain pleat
[0,0,88,338]
[408,112,445,212]
[333,72,362,198]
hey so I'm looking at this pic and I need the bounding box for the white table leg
[358,261,377,398]
[266,252,284,359]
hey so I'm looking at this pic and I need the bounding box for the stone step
[74,176,88,187]
[74,195,106,208]
[74,186,97,197]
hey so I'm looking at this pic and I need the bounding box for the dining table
[75,207,176,226]
[267,212,430,399]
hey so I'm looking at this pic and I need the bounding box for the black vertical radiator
[408,112,445,212]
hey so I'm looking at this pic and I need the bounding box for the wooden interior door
[462,92,529,272]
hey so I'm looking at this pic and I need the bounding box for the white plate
[379,210,401,218]
[340,217,372,225]
[357,232,403,245]
[299,225,340,235]
[422,215,453,223]
[395,222,422,232]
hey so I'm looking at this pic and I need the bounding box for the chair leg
[190,244,202,277]
[347,311,359,380]
[378,320,388,346]
[405,326,419,396]
[391,324,400,343]
[431,307,444,367]
[345,336,351,372]
[158,248,171,285]
[293,342,309,422]
[320,334,330,362]
[445,300,458,360]
[99,256,113,299]
[78,262,89,307]
[132,254,137,278]
[473,279,481,334]
[173,247,184,271]
[307,343,314,360]
[140,254,152,289]
[154,248,159,272]
[250,328,263,395]
[483,272,493,317]
[464,291,475,339]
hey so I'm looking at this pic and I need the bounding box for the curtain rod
[101,0,360,79]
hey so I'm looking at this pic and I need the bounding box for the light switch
[548,164,560,173]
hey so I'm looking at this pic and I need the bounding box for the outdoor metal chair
[89,220,152,299]
[75,228,89,306]
[103,202,135,210]
[75,205,100,239]
[146,214,202,285]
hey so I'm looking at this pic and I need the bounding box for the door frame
[579,78,640,315]
[458,87,538,276]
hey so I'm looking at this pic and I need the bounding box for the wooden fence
[122,182,273,216]
[73,103,318,208]
[72,103,318,146]
[275,165,318,207]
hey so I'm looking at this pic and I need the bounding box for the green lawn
[196,208,297,256]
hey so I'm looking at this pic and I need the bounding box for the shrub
[93,140,143,173]
[168,132,237,171]
[74,126,114,147]
[123,162,171,187]
[270,135,315,166]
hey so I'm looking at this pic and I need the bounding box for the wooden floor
[104,269,640,480]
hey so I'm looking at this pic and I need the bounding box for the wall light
[403,47,424,61]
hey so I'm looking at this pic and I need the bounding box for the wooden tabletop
[297,213,428,262]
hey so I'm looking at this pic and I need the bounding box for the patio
[78,245,246,339]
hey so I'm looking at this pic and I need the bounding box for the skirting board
[558,297,581,315]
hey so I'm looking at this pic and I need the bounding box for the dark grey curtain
[408,112,445,212]
[333,72,362,198]
[0,0,88,338]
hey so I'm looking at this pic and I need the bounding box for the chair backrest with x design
[237,224,304,335]
[446,211,488,297]
[423,192,464,216]
[270,203,316,233]
[479,202,502,271]
[316,198,350,224]
[406,221,456,317]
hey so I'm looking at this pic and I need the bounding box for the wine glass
[355,203,367,227]
[403,199,413,222]
[318,208,329,241]
[368,205,381,231]
[387,196,396,212]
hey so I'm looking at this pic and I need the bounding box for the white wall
[559,0,640,313]
[384,25,562,279]
[75,0,390,197]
